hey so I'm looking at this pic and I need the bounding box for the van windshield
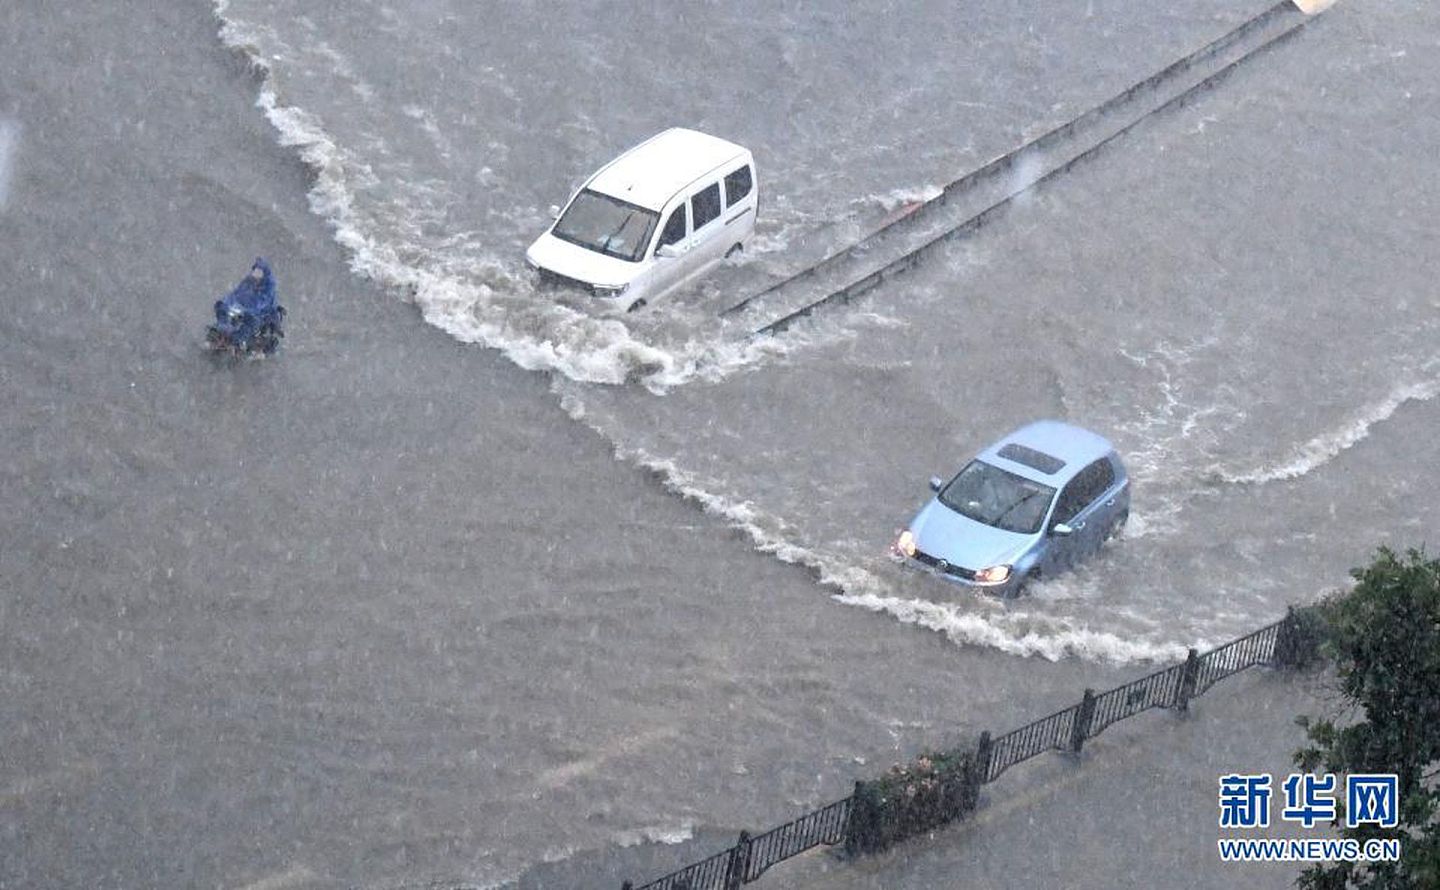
[552,190,659,263]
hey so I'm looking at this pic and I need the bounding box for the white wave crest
[832,592,1196,664]
[614,821,696,848]
[864,184,944,213]
[1215,375,1440,485]
[559,386,1205,666]
[557,386,888,591]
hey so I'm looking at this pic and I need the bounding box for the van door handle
[1105,499,1115,507]
[1074,521,1086,530]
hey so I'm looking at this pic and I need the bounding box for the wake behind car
[525,128,757,313]
[893,420,1129,598]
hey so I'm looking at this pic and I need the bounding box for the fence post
[1174,648,1200,712]
[844,780,869,857]
[723,830,751,890]
[1069,689,1097,754]
[962,730,993,811]
[1273,607,1294,666]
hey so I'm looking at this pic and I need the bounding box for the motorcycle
[206,258,286,356]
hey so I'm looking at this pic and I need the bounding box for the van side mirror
[928,476,944,493]
[1051,522,1074,537]
[656,243,682,259]
[548,204,561,220]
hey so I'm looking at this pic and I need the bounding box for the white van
[525,128,757,313]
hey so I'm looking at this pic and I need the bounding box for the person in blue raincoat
[214,257,281,348]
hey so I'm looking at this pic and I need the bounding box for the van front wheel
[725,243,743,260]
[626,298,647,313]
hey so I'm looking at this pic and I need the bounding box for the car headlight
[592,283,629,298]
[975,565,1011,584]
[894,529,916,558]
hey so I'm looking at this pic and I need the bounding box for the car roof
[976,420,1117,483]
[587,128,750,212]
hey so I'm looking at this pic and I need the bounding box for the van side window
[724,165,753,207]
[657,205,687,250]
[691,183,722,230]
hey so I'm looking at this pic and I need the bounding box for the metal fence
[629,843,735,890]
[985,701,1079,783]
[1090,662,1184,740]
[621,606,1317,889]
[624,798,853,890]
[743,797,852,883]
[1195,620,1283,696]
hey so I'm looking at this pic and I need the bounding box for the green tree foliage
[1294,548,1440,889]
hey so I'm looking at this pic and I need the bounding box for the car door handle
[1074,521,1086,530]
[1105,499,1115,507]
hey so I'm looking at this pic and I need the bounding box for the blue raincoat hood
[225,258,277,313]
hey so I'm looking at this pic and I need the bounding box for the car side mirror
[656,243,682,259]
[1051,522,1074,537]
[548,204,561,220]
[928,476,944,493]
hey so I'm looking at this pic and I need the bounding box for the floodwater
[2,0,1436,886]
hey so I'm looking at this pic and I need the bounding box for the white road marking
[0,759,99,807]
[0,118,19,210]
[538,726,679,789]
[233,865,321,890]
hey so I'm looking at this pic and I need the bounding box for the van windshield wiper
[597,215,634,257]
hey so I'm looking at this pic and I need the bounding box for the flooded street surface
[2,0,1436,886]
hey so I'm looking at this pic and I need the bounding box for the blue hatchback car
[893,420,1130,598]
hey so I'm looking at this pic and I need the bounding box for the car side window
[691,183,722,230]
[656,205,687,250]
[1051,482,1087,527]
[1088,458,1116,501]
[1055,460,1116,527]
[724,165,752,207]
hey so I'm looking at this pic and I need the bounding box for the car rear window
[996,443,1066,475]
